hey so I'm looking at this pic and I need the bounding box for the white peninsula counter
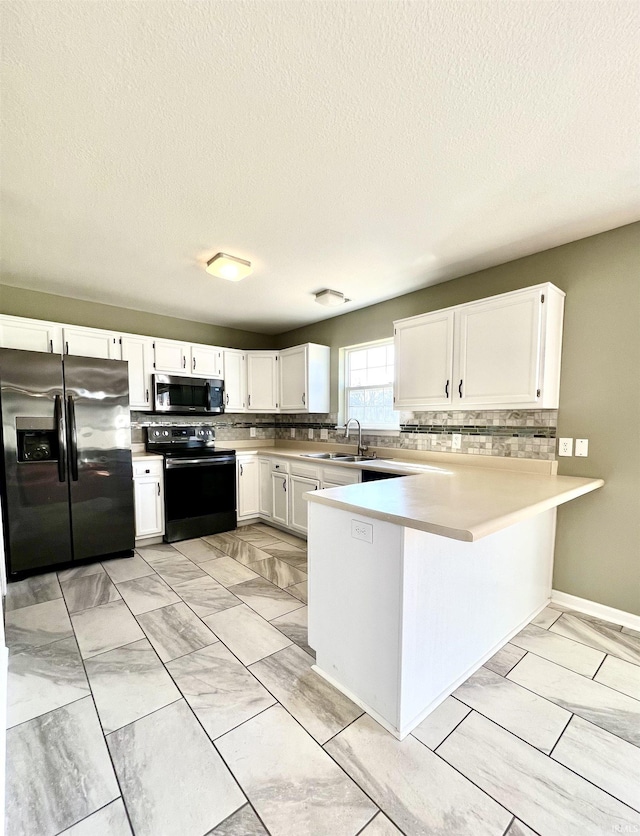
[305,463,603,739]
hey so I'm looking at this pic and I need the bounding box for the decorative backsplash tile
[131,409,558,460]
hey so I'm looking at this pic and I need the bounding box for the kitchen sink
[300,452,386,463]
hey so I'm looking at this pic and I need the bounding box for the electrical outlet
[308,428,314,440]
[575,438,589,457]
[452,434,462,451]
[351,520,373,543]
[320,428,329,440]
[249,427,256,438]
[290,428,296,439]
[558,438,573,456]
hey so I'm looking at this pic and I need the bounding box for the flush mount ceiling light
[205,252,252,282]
[314,289,350,307]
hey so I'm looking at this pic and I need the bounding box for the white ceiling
[1,1,638,335]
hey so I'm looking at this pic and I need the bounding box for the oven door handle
[165,456,236,469]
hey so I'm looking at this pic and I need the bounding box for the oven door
[163,455,236,541]
[153,374,224,414]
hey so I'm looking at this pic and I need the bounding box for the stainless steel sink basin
[300,452,386,463]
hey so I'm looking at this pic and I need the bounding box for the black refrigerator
[0,348,135,577]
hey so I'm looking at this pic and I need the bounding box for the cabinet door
[394,311,454,408]
[259,458,272,517]
[154,339,189,374]
[121,335,153,409]
[63,327,120,360]
[134,476,164,538]
[279,346,307,411]
[247,352,279,411]
[289,475,319,534]
[191,345,223,378]
[237,457,260,519]
[223,350,247,412]
[0,315,63,354]
[271,473,289,525]
[455,289,542,407]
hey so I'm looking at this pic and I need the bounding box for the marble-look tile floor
[5,524,640,835]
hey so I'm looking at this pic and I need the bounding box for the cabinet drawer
[271,459,290,474]
[290,461,321,479]
[133,460,163,478]
[321,465,360,486]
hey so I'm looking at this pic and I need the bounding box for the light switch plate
[308,428,314,440]
[452,434,462,451]
[558,438,573,456]
[290,428,296,439]
[575,438,589,457]
[320,428,329,440]
[250,427,256,438]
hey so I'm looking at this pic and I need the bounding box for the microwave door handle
[205,381,211,409]
[55,394,66,482]
[67,394,79,481]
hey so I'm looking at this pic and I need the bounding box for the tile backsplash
[131,409,557,460]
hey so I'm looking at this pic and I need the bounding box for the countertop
[304,462,603,542]
[132,451,164,462]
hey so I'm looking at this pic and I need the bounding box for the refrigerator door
[0,348,73,572]
[63,356,135,560]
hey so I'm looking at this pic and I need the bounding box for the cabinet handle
[157,482,161,496]
[302,393,306,406]
[193,356,196,371]
[146,388,149,402]
[145,468,150,474]
[445,379,449,398]
[226,393,229,405]
[65,341,69,355]
[240,464,244,476]
[49,339,53,353]
[458,379,463,398]
[248,394,251,407]
[283,479,287,492]
[183,356,186,369]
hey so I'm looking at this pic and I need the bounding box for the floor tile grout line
[591,653,608,681]
[501,815,516,836]
[51,797,126,836]
[353,810,386,836]
[435,706,640,822]
[548,618,640,662]
[547,711,575,759]
[320,709,366,749]
[411,702,471,753]
[6,691,90,733]
[501,642,606,680]
[57,579,138,836]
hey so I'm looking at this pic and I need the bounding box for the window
[342,339,398,430]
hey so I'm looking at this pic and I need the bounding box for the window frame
[339,337,399,432]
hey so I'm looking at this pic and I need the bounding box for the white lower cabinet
[290,474,320,534]
[237,456,260,520]
[133,460,164,540]
[258,458,273,518]
[271,472,289,526]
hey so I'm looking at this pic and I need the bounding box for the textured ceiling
[1,1,638,334]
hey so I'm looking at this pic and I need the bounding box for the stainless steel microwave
[152,374,225,414]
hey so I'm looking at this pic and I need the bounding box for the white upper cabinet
[153,339,189,374]
[191,344,223,378]
[394,283,565,411]
[223,349,247,412]
[121,334,154,409]
[0,315,63,354]
[394,310,454,409]
[279,343,330,413]
[63,326,120,360]
[247,351,279,412]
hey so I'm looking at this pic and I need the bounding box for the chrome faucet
[345,418,368,457]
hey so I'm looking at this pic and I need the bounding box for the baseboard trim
[550,590,640,632]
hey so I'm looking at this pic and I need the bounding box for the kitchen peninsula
[305,463,603,739]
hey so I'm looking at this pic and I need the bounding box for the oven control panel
[147,426,215,445]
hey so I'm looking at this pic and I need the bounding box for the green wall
[277,222,640,616]
[0,285,276,350]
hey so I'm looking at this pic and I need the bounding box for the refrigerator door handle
[67,394,79,481]
[55,394,66,483]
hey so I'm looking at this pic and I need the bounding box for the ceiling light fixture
[314,289,350,307]
[206,252,252,282]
